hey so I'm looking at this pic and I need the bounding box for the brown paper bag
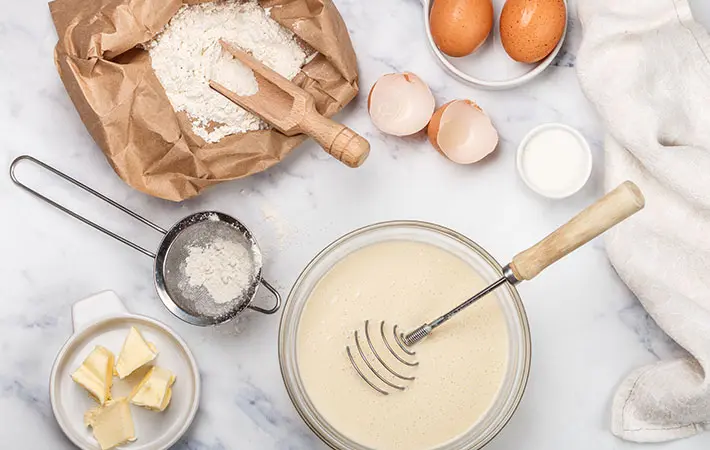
[49,0,359,201]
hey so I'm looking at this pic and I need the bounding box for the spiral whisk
[345,269,517,395]
[345,320,419,395]
[344,182,645,395]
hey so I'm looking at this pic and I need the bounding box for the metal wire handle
[249,279,282,315]
[9,155,166,258]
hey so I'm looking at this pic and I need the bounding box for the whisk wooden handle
[300,110,370,168]
[509,181,645,281]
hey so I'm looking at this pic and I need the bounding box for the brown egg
[430,0,494,58]
[500,0,566,63]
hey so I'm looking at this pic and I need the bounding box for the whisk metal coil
[346,320,418,395]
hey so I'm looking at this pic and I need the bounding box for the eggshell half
[428,100,499,164]
[368,72,436,136]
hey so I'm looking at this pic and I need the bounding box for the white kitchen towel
[576,0,710,443]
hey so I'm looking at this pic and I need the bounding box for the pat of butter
[71,346,114,405]
[84,398,136,450]
[130,366,176,411]
[115,327,157,379]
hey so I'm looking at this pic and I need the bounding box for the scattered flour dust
[260,202,296,250]
[182,237,255,304]
[147,0,307,143]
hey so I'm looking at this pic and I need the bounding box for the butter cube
[115,327,157,379]
[130,366,176,411]
[71,346,114,405]
[84,398,136,450]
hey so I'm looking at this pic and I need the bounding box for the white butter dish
[50,291,200,450]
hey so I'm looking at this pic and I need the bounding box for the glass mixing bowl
[279,221,531,450]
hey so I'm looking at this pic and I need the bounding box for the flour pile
[182,238,256,305]
[147,0,307,143]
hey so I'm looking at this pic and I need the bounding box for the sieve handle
[509,181,645,281]
[247,279,282,315]
[9,155,166,259]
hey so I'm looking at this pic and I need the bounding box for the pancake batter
[297,240,510,449]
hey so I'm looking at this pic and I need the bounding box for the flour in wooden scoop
[147,0,307,143]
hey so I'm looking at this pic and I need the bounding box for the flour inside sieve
[162,214,263,321]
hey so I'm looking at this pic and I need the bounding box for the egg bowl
[422,0,568,89]
[279,221,532,449]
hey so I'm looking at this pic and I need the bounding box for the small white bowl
[50,291,200,450]
[516,123,592,199]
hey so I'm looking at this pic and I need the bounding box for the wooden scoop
[209,40,370,168]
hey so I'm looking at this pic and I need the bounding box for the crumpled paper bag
[49,0,359,201]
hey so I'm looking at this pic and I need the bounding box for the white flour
[147,0,307,143]
[260,202,295,250]
[183,238,255,304]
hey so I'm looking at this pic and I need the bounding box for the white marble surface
[2,0,710,449]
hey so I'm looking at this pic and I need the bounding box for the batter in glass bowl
[297,240,510,450]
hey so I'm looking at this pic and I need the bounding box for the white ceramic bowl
[50,291,200,450]
[516,123,593,199]
[422,0,568,89]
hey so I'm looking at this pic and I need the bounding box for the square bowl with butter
[50,291,200,450]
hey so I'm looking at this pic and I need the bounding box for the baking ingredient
[183,237,256,304]
[130,366,176,412]
[428,100,498,164]
[260,202,296,251]
[429,0,494,57]
[368,73,436,136]
[71,346,115,405]
[520,125,591,197]
[210,51,259,97]
[115,327,158,379]
[500,0,566,63]
[72,328,179,449]
[147,0,307,143]
[297,240,509,450]
[84,398,136,450]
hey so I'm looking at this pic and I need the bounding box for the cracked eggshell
[428,100,499,164]
[368,72,436,137]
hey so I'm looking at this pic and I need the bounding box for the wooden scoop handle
[509,181,645,281]
[300,110,370,168]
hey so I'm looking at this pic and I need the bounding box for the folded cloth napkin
[576,0,710,443]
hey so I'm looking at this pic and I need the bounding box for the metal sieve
[10,155,280,326]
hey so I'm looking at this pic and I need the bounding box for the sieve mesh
[159,214,262,324]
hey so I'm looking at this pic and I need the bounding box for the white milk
[521,127,591,197]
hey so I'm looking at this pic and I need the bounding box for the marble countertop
[2,0,710,449]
